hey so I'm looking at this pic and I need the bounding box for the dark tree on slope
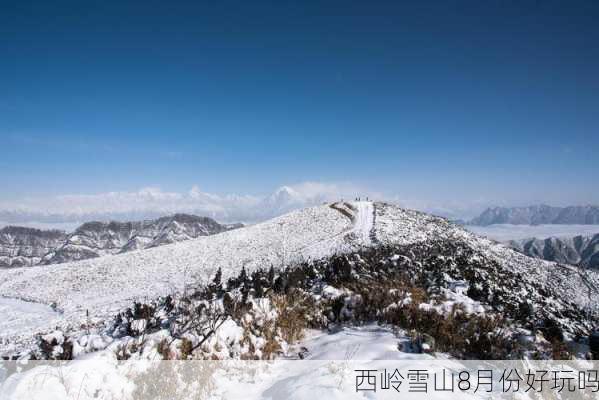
[213,267,222,287]
[268,265,276,287]
[239,266,250,304]
[208,267,223,298]
[251,268,268,298]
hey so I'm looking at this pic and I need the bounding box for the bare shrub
[169,300,229,356]
[179,338,193,359]
[270,289,315,343]
[259,320,282,360]
[156,338,171,360]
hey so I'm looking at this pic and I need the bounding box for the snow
[2,324,598,399]
[4,357,593,400]
[374,203,599,310]
[299,325,433,360]
[0,202,374,351]
[1,201,598,355]
[353,201,374,245]
[320,285,346,299]
[419,288,487,316]
[0,298,61,347]
[408,279,488,316]
[0,325,447,400]
[2,202,599,397]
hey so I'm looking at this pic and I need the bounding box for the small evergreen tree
[267,265,275,287]
[252,269,265,297]
[210,267,223,297]
[239,265,250,304]
[239,265,248,286]
[213,267,222,287]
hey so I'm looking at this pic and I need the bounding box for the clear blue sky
[1,1,598,206]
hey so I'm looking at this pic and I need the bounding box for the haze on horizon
[1,1,598,221]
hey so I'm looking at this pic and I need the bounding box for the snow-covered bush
[38,331,73,360]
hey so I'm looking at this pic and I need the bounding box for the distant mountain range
[508,233,599,269]
[469,205,599,226]
[0,214,241,268]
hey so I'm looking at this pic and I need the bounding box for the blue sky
[1,1,598,212]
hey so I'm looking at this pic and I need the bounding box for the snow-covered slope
[1,201,598,353]
[0,203,364,347]
[374,203,599,309]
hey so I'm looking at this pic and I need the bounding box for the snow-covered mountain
[0,214,240,268]
[0,227,67,268]
[1,201,598,354]
[508,233,599,269]
[469,205,599,225]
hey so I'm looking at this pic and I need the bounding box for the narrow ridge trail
[353,201,375,245]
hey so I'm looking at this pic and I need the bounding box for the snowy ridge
[0,202,373,348]
[1,201,598,353]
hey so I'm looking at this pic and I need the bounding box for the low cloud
[0,182,385,225]
[0,182,512,230]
